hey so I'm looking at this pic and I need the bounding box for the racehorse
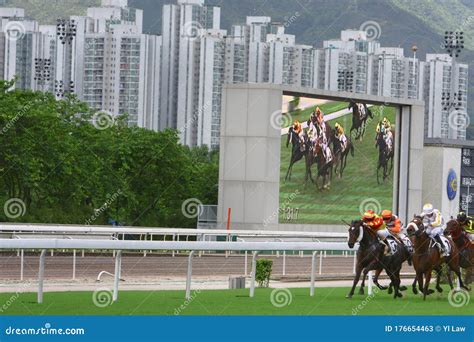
[348,100,373,141]
[308,138,337,190]
[406,217,469,300]
[284,126,305,182]
[445,219,474,285]
[375,130,394,184]
[332,134,354,178]
[346,220,407,299]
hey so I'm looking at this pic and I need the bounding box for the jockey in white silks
[315,107,332,163]
[421,203,448,257]
[358,103,366,119]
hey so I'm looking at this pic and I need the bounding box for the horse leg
[373,268,388,290]
[423,270,433,300]
[412,275,418,295]
[393,269,403,298]
[347,265,363,299]
[377,164,381,185]
[434,266,443,293]
[416,271,424,295]
[285,159,294,182]
[446,268,454,290]
[359,268,369,295]
[448,257,470,291]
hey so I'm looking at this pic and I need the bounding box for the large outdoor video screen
[279,96,398,225]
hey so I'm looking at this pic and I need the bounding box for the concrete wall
[218,84,426,231]
[422,146,461,220]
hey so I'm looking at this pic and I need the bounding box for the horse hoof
[378,285,388,291]
[345,294,353,299]
[436,287,443,293]
[396,293,403,298]
[412,288,418,295]
[388,288,393,295]
[427,289,435,295]
[399,286,407,291]
[358,289,364,295]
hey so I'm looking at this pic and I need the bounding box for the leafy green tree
[0,80,218,228]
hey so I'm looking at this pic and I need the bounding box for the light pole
[442,31,465,137]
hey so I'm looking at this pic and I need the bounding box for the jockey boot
[381,238,391,255]
[434,235,447,257]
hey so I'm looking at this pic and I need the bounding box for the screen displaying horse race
[279,96,398,225]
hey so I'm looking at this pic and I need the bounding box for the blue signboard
[447,169,457,201]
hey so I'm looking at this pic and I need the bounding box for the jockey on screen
[457,212,474,241]
[376,117,393,153]
[334,122,347,152]
[315,107,332,163]
[421,203,448,257]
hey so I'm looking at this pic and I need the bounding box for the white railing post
[72,249,76,280]
[352,252,357,274]
[20,249,24,281]
[249,251,258,298]
[113,250,122,302]
[319,251,323,275]
[283,251,286,276]
[310,251,317,297]
[38,249,46,304]
[368,271,373,295]
[244,251,248,276]
[185,251,195,300]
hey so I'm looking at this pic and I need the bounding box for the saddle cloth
[401,236,413,254]
[383,239,398,255]
[430,236,451,255]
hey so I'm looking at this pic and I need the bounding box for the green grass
[280,103,395,225]
[0,287,471,315]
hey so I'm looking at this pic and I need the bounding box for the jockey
[334,122,347,151]
[358,103,366,120]
[421,203,448,257]
[315,107,332,163]
[376,118,393,152]
[362,209,391,252]
[457,212,474,241]
[293,120,305,143]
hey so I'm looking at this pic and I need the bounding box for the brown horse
[406,217,469,300]
[346,220,407,299]
[445,219,474,285]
